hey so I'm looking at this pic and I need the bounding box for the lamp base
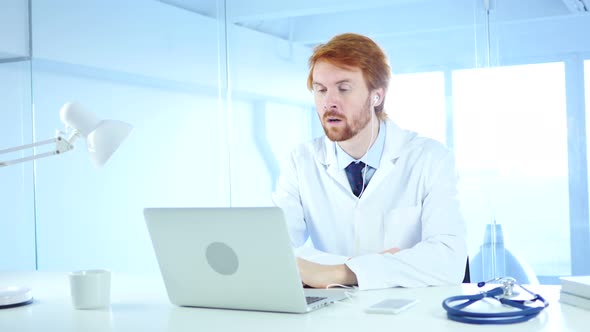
[0,286,33,309]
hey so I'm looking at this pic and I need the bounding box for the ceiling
[158,0,588,47]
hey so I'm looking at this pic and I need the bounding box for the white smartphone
[364,298,418,314]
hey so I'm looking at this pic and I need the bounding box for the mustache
[322,110,345,120]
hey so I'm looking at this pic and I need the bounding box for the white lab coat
[272,120,467,290]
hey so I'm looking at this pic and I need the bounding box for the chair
[470,248,539,284]
[469,224,539,284]
[462,258,470,283]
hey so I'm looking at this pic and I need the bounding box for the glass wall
[1,0,227,272]
[1,0,589,283]
[34,0,227,272]
[487,1,589,282]
[0,60,35,270]
[0,0,35,270]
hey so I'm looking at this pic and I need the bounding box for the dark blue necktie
[345,161,366,197]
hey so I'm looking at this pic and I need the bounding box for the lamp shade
[60,102,132,167]
[87,120,132,167]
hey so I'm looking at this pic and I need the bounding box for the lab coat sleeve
[272,150,308,247]
[345,149,468,290]
[272,148,350,265]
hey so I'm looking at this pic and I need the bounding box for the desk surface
[0,272,587,332]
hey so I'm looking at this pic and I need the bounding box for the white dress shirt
[336,121,385,191]
[272,120,467,290]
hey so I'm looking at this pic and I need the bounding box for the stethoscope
[442,277,549,324]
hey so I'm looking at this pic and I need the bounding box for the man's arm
[297,248,400,288]
[297,258,357,288]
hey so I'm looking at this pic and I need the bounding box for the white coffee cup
[69,269,111,309]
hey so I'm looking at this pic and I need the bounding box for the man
[272,33,467,290]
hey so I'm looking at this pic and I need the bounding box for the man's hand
[296,258,357,288]
[381,247,401,255]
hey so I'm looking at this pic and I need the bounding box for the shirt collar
[335,121,386,170]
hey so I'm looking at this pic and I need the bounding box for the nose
[322,91,338,110]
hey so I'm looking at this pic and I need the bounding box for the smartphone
[364,298,418,314]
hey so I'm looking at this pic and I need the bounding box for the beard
[320,97,372,142]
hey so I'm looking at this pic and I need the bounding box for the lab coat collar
[318,120,416,168]
[380,120,418,164]
[335,121,386,170]
[318,120,417,197]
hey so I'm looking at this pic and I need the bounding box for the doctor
[272,33,467,291]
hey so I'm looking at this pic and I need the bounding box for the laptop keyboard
[306,296,327,305]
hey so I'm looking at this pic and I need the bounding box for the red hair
[307,33,391,118]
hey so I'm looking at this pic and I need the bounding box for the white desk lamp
[0,101,132,168]
[0,101,132,309]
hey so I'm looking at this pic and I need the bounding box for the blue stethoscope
[442,277,549,324]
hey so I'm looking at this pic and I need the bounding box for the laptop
[144,207,348,313]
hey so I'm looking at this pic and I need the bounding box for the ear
[373,95,380,105]
[372,88,385,107]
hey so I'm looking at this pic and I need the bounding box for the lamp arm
[0,137,57,154]
[0,133,75,167]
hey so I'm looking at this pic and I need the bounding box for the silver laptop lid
[144,207,313,313]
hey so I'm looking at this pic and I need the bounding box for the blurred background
[1,0,589,284]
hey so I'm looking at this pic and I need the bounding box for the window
[386,72,446,144]
[454,63,569,280]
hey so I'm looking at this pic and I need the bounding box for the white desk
[0,272,587,331]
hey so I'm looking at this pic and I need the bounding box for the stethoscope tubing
[442,286,547,324]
